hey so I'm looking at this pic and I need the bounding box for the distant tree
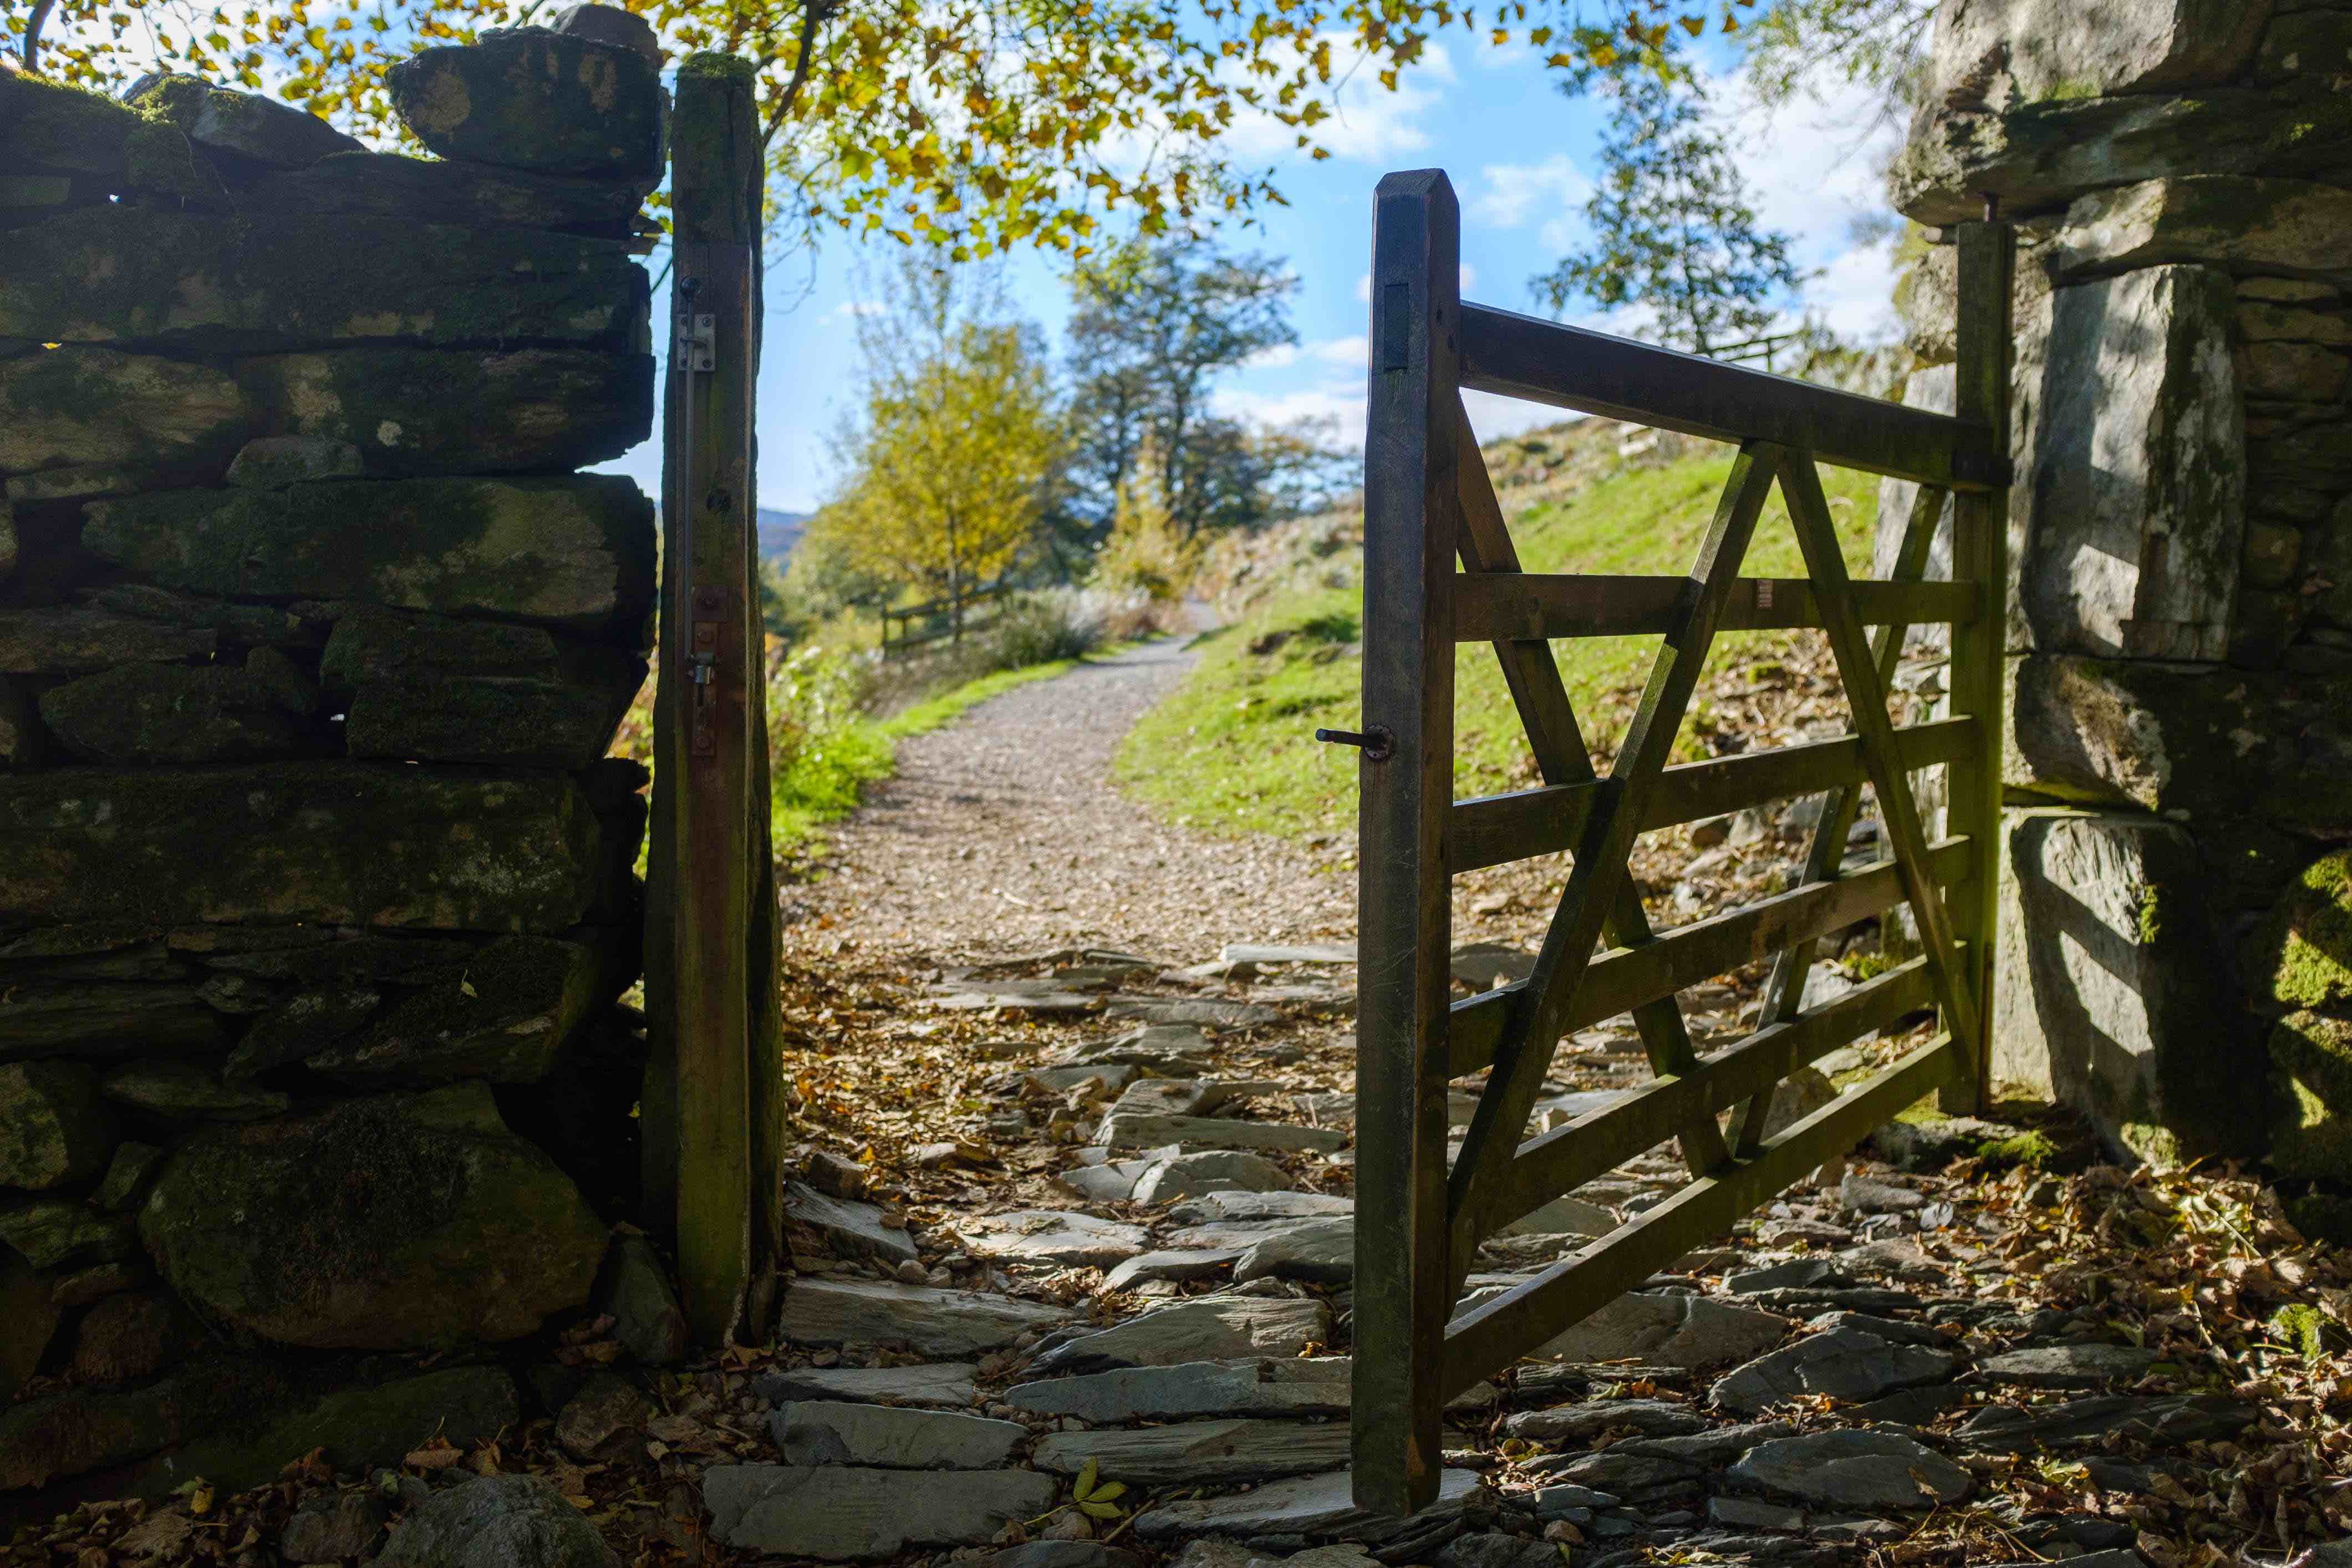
[1531,69,1809,357]
[1092,436,1197,602]
[1065,235,1337,539]
[811,261,1062,634]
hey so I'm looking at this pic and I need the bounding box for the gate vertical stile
[1347,167,2013,1515]
[1353,171,1463,1516]
[648,54,787,1348]
[1941,219,2016,1114]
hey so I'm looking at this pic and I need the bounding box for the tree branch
[761,0,829,150]
[23,0,54,70]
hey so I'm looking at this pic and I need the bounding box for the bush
[985,589,1103,670]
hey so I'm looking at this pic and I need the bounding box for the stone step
[1029,1295,1330,1374]
[1131,1468,1482,1543]
[777,1279,1071,1358]
[1032,1416,1351,1485]
[1096,1113,1347,1154]
[768,1401,1026,1469]
[702,1464,1057,1561]
[752,1362,979,1408]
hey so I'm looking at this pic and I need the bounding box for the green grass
[1116,448,1882,838]
[772,653,1109,854]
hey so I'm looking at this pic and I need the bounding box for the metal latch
[1316,725,1394,762]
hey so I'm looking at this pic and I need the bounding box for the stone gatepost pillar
[1884,0,2352,1233]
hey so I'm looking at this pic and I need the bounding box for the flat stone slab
[753,1363,978,1408]
[1500,1194,1617,1237]
[1169,1190,1352,1224]
[777,1280,1070,1357]
[1033,1417,1352,1484]
[1112,1078,1277,1118]
[1727,1429,1973,1510]
[1450,943,1537,987]
[1133,1468,1482,1543]
[1465,1287,1788,1370]
[0,764,606,934]
[1503,1398,1708,1443]
[1710,1328,1958,1415]
[1615,1419,1798,1466]
[1,207,648,352]
[1030,1065,1139,1096]
[702,1464,1057,1561]
[1531,1450,1702,1494]
[1221,943,1356,965]
[1131,1149,1296,1203]
[1976,1343,2160,1389]
[1007,1357,1353,1422]
[934,988,1100,1012]
[1097,1114,1347,1154]
[1058,1159,1159,1203]
[1106,998,1278,1029]
[956,1210,1150,1268]
[1053,1027,1215,1074]
[986,1546,1143,1568]
[1030,1295,1330,1373]
[1955,1394,2252,1453]
[1102,1249,1240,1290]
[1235,1217,1354,1284]
[786,1183,920,1265]
[1726,1259,1851,1296]
[769,1402,1025,1469]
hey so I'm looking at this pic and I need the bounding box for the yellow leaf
[1075,1457,1100,1500]
[1080,1500,1124,1519]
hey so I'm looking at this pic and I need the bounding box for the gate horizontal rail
[1348,167,2014,1515]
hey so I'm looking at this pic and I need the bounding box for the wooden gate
[1347,170,2014,1514]
[642,55,790,1348]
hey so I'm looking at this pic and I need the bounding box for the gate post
[1938,218,2014,1114]
[1352,169,1463,1516]
[645,53,788,1346]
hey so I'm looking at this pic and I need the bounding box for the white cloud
[1213,381,1367,437]
[1463,390,1581,444]
[1709,63,1907,344]
[1468,153,1592,234]
[819,299,885,325]
[1312,335,1369,367]
[1244,343,1302,370]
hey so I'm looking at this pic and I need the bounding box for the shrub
[985,589,1103,670]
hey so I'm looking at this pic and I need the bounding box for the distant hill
[757,508,811,562]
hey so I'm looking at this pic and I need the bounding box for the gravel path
[785,638,1352,962]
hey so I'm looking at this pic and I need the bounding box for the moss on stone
[306,935,595,1085]
[0,71,145,177]
[1,207,647,352]
[384,34,664,180]
[238,347,654,477]
[2244,850,2352,1010]
[139,1083,604,1349]
[84,476,656,640]
[0,762,604,933]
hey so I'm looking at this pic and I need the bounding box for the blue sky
[599,40,1908,513]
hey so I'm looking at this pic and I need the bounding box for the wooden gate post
[1938,217,2015,1115]
[1352,169,1463,1518]
[645,53,788,1347]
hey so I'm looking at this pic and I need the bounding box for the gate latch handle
[1316,725,1394,762]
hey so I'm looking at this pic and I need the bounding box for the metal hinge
[680,310,716,373]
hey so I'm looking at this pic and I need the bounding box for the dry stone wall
[0,9,685,1504]
[1884,0,2352,1233]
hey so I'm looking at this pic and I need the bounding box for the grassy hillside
[1117,423,1882,840]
